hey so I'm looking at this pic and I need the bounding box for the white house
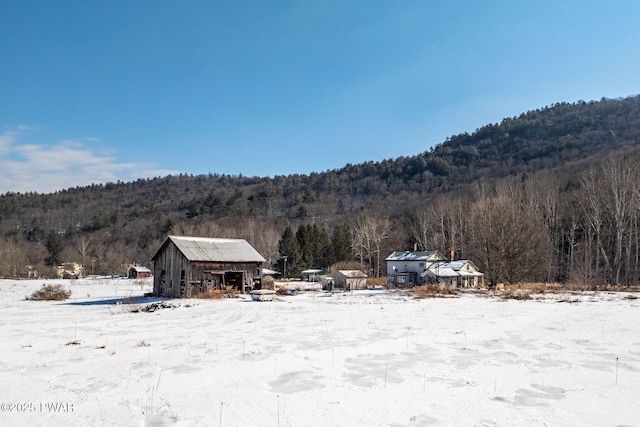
[421,260,484,288]
[385,250,448,285]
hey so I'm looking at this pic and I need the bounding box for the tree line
[1,95,639,285]
[403,154,640,286]
[271,152,640,287]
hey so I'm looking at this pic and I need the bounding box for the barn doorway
[224,271,244,292]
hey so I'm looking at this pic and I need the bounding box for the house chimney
[413,242,418,251]
[450,250,455,261]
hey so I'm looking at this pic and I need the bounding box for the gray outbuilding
[334,270,368,291]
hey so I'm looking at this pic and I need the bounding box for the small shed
[151,235,266,298]
[335,270,368,291]
[128,266,152,279]
[301,269,326,282]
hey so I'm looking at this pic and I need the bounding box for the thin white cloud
[0,130,16,156]
[0,129,177,194]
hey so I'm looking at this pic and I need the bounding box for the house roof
[385,250,447,262]
[427,267,459,278]
[262,268,280,276]
[420,260,484,278]
[301,269,326,275]
[337,270,368,278]
[130,266,151,273]
[152,235,266,263]
[443,260,481,272]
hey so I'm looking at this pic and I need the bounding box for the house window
[419,262,424,268]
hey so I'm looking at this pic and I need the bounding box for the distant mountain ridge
[1,94,639,276]
[337,95,640,187]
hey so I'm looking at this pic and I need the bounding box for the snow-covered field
[1,279,639,426]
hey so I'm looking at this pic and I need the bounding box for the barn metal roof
[158,235,266,263]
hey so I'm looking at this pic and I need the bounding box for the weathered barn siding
[152,236,265,298]
[153,240,189,298]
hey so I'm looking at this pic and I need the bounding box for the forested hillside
[1,95,639,286]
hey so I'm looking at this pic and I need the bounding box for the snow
[1,278,639,426]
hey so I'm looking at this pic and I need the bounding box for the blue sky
[1,1,639,194]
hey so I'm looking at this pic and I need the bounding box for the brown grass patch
[499,289,532,300]
[195,289,227,299]
[366,277,388,288]
[562,282,597,292]
[502,283,556,293]
[413,284,457,299]
[501,282,609,294]
[195,286,240,299]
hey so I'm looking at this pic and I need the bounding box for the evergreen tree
[311,224,331,268]
[278,226,300,275]
[44,230,63,267]
[296,224,314,268]
[331,224,353,265]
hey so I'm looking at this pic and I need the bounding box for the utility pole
[282,256,287,279]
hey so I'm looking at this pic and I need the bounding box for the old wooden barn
[151,235,266,298]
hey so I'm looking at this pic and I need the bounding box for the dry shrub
[122,304,142,313]
[262,275,276,290]
[501,282,601,294]
[414,284,457,299]
[27,284,71,301]
[195,286,240,299]
[498,282,640,296]
[195,289,226,299]
[275,287,289,296]
[366,277,388,288]
[521,283,550,293]
[120,296,143,312]
[224,285,240,297]
[562,282,595,292]
[500,289,532,300]
[557,297,581,303]
[503,283,551,293]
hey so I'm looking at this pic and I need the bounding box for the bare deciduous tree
[75,235,92,274]
[352,214,391,277]
[468,180,550,285]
